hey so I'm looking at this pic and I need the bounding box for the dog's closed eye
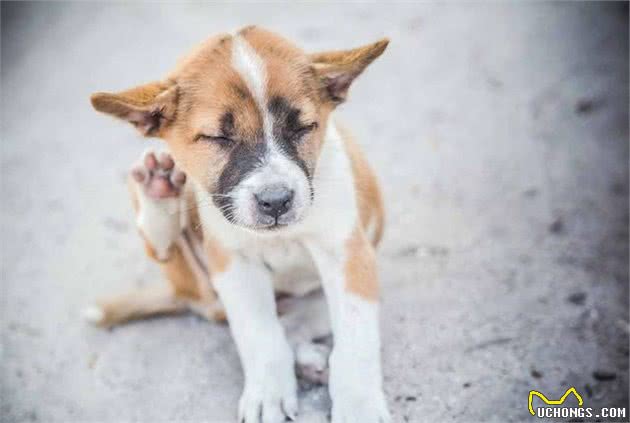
[195,134,235,148]
[288,122,318,143]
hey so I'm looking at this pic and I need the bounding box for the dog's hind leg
[83,284,186,327]
[280,291,332,385]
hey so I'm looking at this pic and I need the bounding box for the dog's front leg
[307,226,391,423]
[211,252,297,423]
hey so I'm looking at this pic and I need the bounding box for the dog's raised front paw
[132,150,187,260]
[131,150,186,199]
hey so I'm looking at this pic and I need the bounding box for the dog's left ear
[90,80,178,137]
[310,38,389,105]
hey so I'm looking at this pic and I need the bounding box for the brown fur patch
[95,285,186,328]
[161,244,203,299]
[91,81,178,136]
[184,189,204,240]
[310,38,389,103]
[337,123,385,246]
[344,225,379,301]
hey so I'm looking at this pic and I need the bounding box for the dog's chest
[194,228,320,296]
[253,239,320,296]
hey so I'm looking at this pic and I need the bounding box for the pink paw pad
[131,152,186,199]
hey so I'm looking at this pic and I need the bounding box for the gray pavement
[1,2,628,422]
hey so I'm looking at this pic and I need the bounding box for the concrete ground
[1,2,628,422]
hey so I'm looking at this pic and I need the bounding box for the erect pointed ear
[310,38,389,105]
[90,81,178,137]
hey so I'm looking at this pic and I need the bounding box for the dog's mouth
[259,222,289,231]
[227,209,307,234]
[243,215,301,233]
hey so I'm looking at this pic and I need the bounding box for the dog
[87,26,390,423]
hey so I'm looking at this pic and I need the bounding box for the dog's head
[91,26,387,233]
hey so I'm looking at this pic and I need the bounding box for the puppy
[88,26,389,423]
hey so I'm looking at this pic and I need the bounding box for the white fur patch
[82,305,104,324]
[329,299,390,423]
[232,36,273,138]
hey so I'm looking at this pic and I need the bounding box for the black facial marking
[268,96,312,181]
[214,131,266,221]
[219,111,235,137]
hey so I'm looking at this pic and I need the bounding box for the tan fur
[344,225,379,301]
[160,243,202,299]
[94,284,187,328]
[338,123,385,246]
[91,81,178,136]
[310,39,389,73]
[310,38,389,103]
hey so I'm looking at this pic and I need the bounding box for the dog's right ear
[310,38,389,105]
[90,81,178,137]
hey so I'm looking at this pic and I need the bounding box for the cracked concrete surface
[1,2,628,422]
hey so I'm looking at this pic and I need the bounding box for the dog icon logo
[528,387,584,415]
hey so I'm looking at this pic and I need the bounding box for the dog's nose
[255,186,294,219]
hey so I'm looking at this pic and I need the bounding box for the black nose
[255,187,294,219]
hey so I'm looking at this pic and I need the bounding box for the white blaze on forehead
[231,36,273,139]
[230,36,305,182]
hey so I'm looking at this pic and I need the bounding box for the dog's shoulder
[336,121,385,246]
